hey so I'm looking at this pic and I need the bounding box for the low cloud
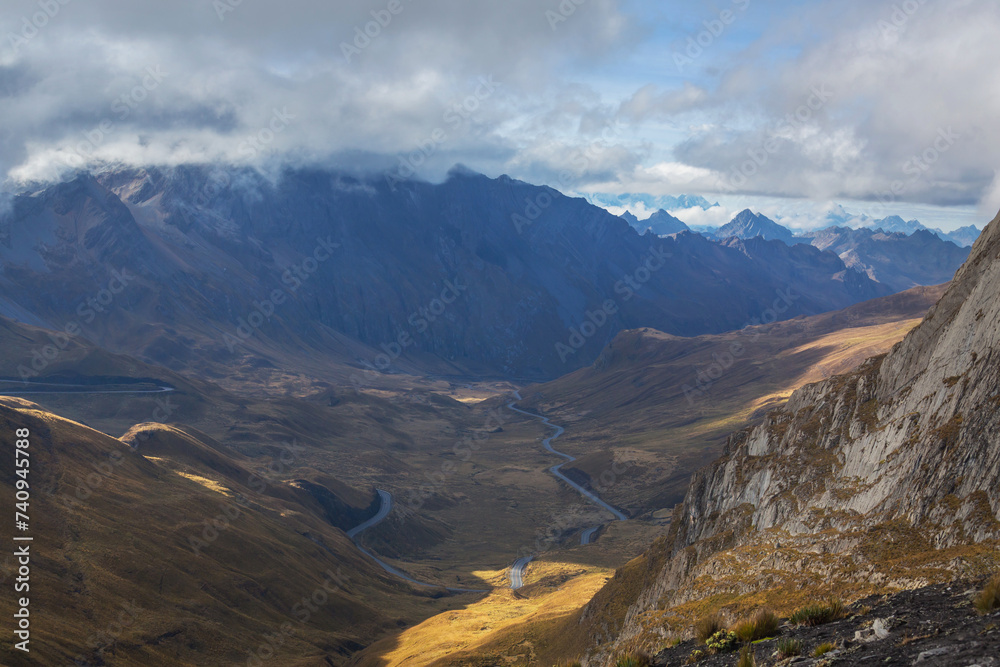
[2,0,999,219]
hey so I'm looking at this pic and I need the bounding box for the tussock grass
[694,613,725,643]
[736,645,757,667]
[732,608,779,642]
[813,642,836,657]
[776,637,802,658]
[789,599,845,626]
[974,573,1000,614]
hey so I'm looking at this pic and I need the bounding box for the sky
[1,0,997,231]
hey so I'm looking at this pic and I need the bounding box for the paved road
[507,393,627,521]
[346,489,393,538]
[346,488,486,594]
[505,391,628,587]
[580,526,601,545]
[509,556,533,590]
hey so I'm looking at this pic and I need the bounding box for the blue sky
[1,0,997,231]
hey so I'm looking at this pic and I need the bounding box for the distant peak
[446,164,485,179]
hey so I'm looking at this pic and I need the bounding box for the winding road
[346,489,393,539]
[505,391,627,588]
[346,489,486,594]
[509,556,533,590]
[579,526,601,545]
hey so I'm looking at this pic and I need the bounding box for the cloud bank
[1,0,999,218]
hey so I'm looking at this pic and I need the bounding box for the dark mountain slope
[0,167,892,380]
[0,398,460,666]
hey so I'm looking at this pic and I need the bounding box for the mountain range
[0,167,897,382]
[620,199,982,247]
[1,166,997,665]
[621,208,971,294]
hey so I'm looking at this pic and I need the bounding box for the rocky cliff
[580,209,1000,659]
[802,226,970,292]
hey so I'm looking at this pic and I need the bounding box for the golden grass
[694,614,725,643]
[732,608,779,641]
[175,471,233,496]
[748,319,923,410]
[356,562,614,666]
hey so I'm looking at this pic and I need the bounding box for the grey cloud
[669,0,1000,208]
[0,0,635,185]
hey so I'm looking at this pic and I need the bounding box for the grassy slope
[0,399,487,666]
[514,285,946,513]
[352,286,946,665]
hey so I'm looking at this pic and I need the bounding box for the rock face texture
[716,209,796,244]
[801,226,970,292]
[581,210,1000,658]
[640,209,690,236]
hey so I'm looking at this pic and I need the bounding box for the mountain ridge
[575,208,1000,660]
[0,166,895,381]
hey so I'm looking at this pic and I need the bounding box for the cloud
[620,82,709,120]
[0,0,635,185]
[2,0,999,221]
[665,0,1000,208]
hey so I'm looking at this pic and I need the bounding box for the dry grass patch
[694,613,725,643]
[355,562,613,667]
[974,573,1000,614]
[789,600,845,627]
[732,608,779,642]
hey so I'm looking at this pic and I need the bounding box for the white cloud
[0,0,636,186]
[670,0,1000,209]
[2,0,999,227]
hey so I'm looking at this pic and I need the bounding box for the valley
[4,4,1000,665]
[0,163,980,665]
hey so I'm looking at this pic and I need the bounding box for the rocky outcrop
[649,581,1000,667]
[582,210,1000,659]
[801,226,970,292]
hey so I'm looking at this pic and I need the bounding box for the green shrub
[736,645,757,667]
[694,614,725,643]
[685,649,704,665]
[974,573,1000,614]
[813,642,836,657]
[733,608,780,642]
[776,637,802,658]
[705,630,739,654]
[789,599,845,626]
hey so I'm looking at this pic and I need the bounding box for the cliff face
[803,226,970,292]
[583,211,1000,658]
